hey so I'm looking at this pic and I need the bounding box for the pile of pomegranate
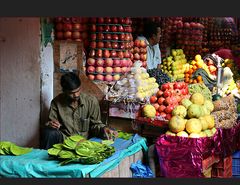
[87,17,134,82]
[54,17,89,48]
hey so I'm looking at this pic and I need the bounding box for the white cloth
[137,36,161,70]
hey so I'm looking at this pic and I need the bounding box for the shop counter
[0,134,147,178]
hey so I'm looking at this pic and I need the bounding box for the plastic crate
[233,159,240,166]
[232,151,240,159]
[232,175,240,178]
[232,165,240,176]
[211,167,232,178]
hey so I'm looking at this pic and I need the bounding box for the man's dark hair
[60,72,81,92]
[142,21,161,39]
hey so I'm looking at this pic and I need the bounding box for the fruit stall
[1,16,240,178]
[51,17,240,178]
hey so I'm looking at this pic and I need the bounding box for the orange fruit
[197,76,202,82]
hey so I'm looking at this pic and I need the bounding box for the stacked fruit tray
[86,17,134,82]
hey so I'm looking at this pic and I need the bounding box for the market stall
[2,16,240,178]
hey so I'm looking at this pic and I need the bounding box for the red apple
[55,23,63,31]
[121,59,128,67]
[134,40,140,47]
[158,105,166,112]
[105,58,113,67]
[55,32,64,40]
[112,17,118,24]
[97,42,104,48]
[113,59,121,67]
[121,67,128,73]
[104,25,110,32]
[63,23,72,31]
[97,33,104,40]
[153,103,160,111]
[96,66,104,73]
[87,58,95,66]
[125,17,131,25]
[97,26,104,32]
[105,74,113,82]
[97,17,104,24]
[165,114,172,120]
[112,42,119,49]
[118,51,124,59]
[158,97,165,105]
[87,66,95,73]
[111,25,117,32]
[161,83,171,91]
[96,58,104,66]
[96,74,104,81]
[90,33,96,40]
[119,33,125,40]
[124,51,131,58]
[104,42,112,48]
[134,53,140,60]
[105,34,111,40]
[156,90,163,97]
[111,50,117,57]
[55,17,63,23]
[150,95,158,104]
[90,18,97,23]
[140,40,147,48]
[88,74,95,81]
[90,24,97,32]
[113,67,122,73]
[119,43,125,49]
[90,41,96,48]
[105,67,113,74]
[63,31,72,39]
[112,34,119,40]
[113,74,121,81]
[165,105,174,114]
[103,50,110,58]
[72,23,82,31]
[105,17,111,24]
[118,25,124,32]
[118,18,125,24]
[96,49,103,58]
[89,50,95,57]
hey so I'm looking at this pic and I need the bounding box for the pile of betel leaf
[0,141,32,156]
[47,135,115,165]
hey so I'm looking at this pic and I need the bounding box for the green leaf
[58,150,76,159]
[52,143,64,150]
[10,145,32,156]
[48,148,61,156]
[63,138,78,150]
[69,135,85,142]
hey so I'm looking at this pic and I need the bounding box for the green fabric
[40,18,54,47]
[0,135,147,178]
[48,92,106,139]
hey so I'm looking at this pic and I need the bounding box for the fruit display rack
[86,17,134,82]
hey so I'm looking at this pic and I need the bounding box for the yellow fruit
[199,117,209,131]
[142,104,156,118]
[180,98,193,109]
[189,133,201,138]
[185,118,202,134]
[190,93,205,105]
[203,100,214,112]
[195,54,202,61]
[203,115,215,129]
[165,131,176,136]
[187,104,203,118]
[177,131,189,137]
[172,105,187,118]
[199,132,207,137]
[168,116,186,133]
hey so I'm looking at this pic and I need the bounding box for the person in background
[137,21,162,70]
[40,72,118,150]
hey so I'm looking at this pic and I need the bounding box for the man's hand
[46,120,61,129]
[104,127,118,140]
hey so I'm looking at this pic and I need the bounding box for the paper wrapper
[155,121,240,178]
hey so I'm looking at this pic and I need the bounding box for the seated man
[41,72,117,149]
